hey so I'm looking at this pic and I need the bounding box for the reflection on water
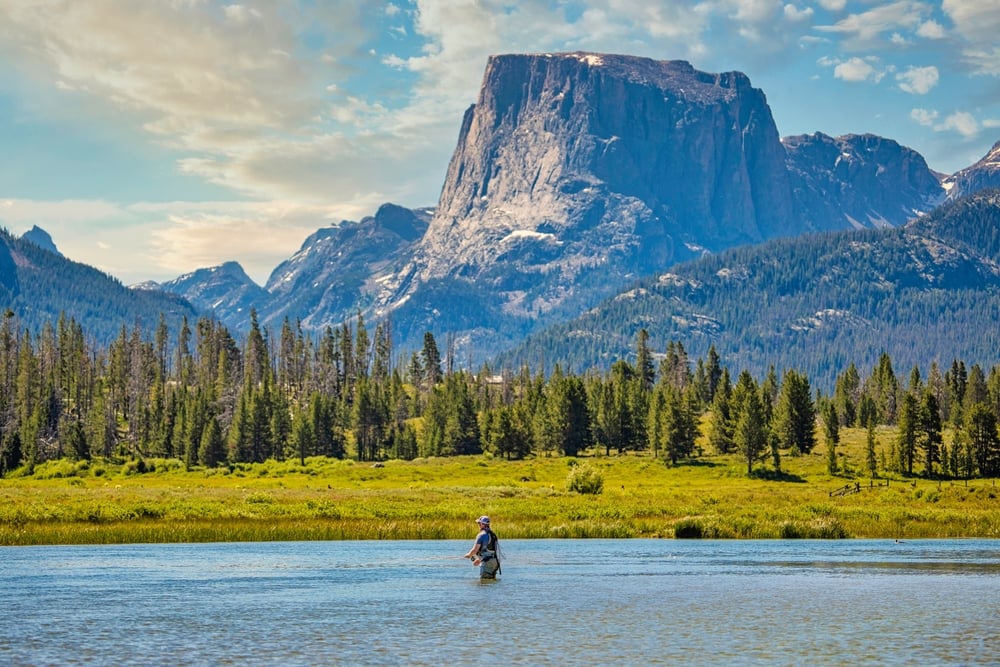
[2,539,999,666]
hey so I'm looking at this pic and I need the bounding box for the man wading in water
[463,516,501,579]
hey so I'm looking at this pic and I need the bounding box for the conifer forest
[1,309,999,482]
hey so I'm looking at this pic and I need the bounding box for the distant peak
[20,225,62,256]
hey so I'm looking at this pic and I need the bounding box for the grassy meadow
[1,426,998,545]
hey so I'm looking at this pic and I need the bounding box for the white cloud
[910,108,939,126]
[825,56,892,84]
[912,108,988,140]
[783,4,814,22]
[897,66,939,94]
[834,57,877,82]
[915,20,945,39]
[145,203,341,285]
[938,111,979,137]
[942,0,1000,43]
[818,0,847,10]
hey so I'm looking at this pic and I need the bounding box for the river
[2,539,999,666]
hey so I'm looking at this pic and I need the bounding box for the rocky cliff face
[395,52,797,319]
[263,203,431,329]
[783,132,945,229]
[945,140,1000,198]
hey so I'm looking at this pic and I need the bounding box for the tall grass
[1,430,998,545]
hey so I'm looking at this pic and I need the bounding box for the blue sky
[1,0,998,286]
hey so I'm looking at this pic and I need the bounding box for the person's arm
[463,533,484,559]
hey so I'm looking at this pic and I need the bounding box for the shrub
[674,518,704,538]
[245,492,275,504]
[32,460,79,479]
[566,463,603,494]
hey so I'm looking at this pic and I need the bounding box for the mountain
[158,261,269,333]
[20,51,991,373]
[376,53,798,337]
[495,189,1000,389]
[261,203,432,330]
[156,203,432,333]
[944,140,1000,198]
[783,132,944,229]
[20,225,62,256]
[356,52,946,358]
[0,228,198,346]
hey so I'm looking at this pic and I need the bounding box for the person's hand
[473,559,482,566]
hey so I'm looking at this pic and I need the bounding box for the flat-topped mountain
[366,52,946,354]
[11,52,998,375]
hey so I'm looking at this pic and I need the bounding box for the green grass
[1,428,998,545]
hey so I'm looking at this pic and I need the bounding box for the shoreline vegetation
[2,427,998,546]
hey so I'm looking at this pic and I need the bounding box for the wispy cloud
[911,107,939,126]
[942,0,1000,76]
[815,1,932,48]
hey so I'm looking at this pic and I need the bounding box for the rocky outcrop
[783,132,945,229]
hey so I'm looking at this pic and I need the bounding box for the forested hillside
[0,228,198,346]
[497,190,1000,389]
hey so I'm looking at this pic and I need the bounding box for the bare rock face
[404,52,797,316]
[944,140,1000,198]
[783,132,945,229]
[263,203,431,329]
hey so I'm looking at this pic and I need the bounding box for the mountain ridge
[6,52,1000,377]
[496,188,1000,389]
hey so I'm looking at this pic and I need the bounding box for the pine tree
[634,329,655,391]
[865,417,878,478]
[918,390,942,477]
[823,402,839,474]
[199,416,226,468]
[772,369,816,454]
[896,392,919,475]
[965,403,1000,478]
[732,371,767,475]
[708,368,733,454]
[833,362,860,427]
[420,331,443,391]
[661,385,697,465]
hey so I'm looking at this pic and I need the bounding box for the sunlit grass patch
[2,428,998,545]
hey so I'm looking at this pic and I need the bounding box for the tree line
[1,309,999,481]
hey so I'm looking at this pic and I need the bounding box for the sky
[1,0,998,287]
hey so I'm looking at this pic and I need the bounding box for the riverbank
[3,427,998,545]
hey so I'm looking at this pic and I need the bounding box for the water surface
[2,539,998,666]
